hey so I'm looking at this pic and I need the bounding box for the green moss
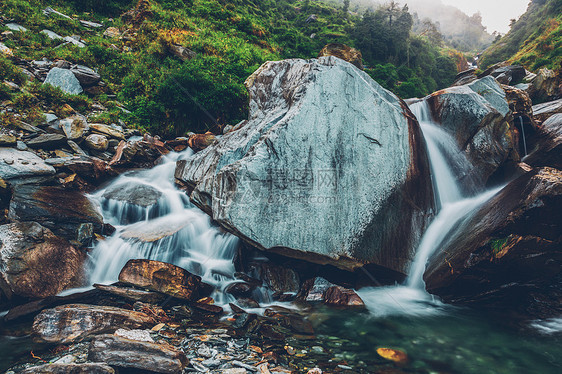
[489,237,509,255]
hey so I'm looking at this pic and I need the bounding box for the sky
[440,0,531,34]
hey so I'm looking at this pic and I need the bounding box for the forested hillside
[1,0,457,137]
[479,0,562,70]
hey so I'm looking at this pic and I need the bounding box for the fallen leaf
[376,348,408,363]
[151,323,165,331]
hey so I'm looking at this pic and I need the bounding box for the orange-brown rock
[318,43,363,69]
[33,304,153,343]
[118,259,201,300]
[501,84,536,128]
[324,285,365,307]
[188,132,216,152]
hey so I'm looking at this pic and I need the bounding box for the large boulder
[0,222,84,300]
[9,184,103,245]
[425,167,562,319]
[175,57,434,273]
[33,304,153,343]
[425,76,519,186]
[525,113,562,169]
[532,98,562,124]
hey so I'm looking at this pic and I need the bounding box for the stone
[44,68,83,95]
[41,29,64,40]
[101,182,164,223]
[298,277,364,307]
[0,42,12,56]
[187,132,216,152]
[478,63,526,85]
[5,23,28,32]
[252,263,300,295]
[501,85,535,124]
[452,68,477,86]
[530,68,559,100]
[0,222,84,299]
[14,120,43,133]
[9,184,103,244]
[64,36,86,48]
[43,7,73,20]
[425,167,562,319]
[318,43,363,69]
[67,140,87,155]
[0,148,55,180]
[94,284,166,303]
[525,113,562,169]
[114,328,154,342]
[84,134,109,151]
[225,282,256,297]
[60,115,89,141]
[70,65,101,86]
[19,363,115,374]
[170,44,196,61]
[89,123,124,140]
[103,27,121,38]
[425,76,518,186]
[118,259,201,300]
[88,334,188,374]
[175,57,434,273]
[120,217,190,242]
[0,134,16,146]
[533,98,562,124]
[33,304,153,343]
[80,20,104,28]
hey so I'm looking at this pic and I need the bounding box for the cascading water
[86,150,240,304]
[358,101,502,316]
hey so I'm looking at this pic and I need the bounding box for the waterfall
[86,150,240,304]
[358,101,502,316]
[519,116,528,157]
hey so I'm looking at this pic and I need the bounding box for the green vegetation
[480,0,562,70]
[489,237,509,257]
[1,0,458,137]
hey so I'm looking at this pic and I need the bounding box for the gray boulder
[0,148,55,180]
[44,67,83,95]
[60,114,89,141]
[176,57,434,273]
[424,76,518,187]
[70,65,101,86]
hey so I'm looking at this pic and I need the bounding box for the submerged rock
[119,259,201,300]
[176,57,434,273]
[33,304,153,343]
[0,222,84,299]
[88,334,189,374]
[425,167,562,319]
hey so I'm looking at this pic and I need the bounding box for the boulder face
[525,113,562,170]
[425,76,519,186]
[424,167,562,319]
[176,57,434,273]
[0,222,85,300]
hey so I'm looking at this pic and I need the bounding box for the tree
[343,0,350,14]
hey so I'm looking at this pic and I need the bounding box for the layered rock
[0,148,55,181]
[33,304,153,343]
[425,167,562,318]
[424,76,519,186]
[0,222,84,300]
[525,113,562,169]
[176,57,434,273]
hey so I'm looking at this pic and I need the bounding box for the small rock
[16,141,28,151]
[94,283,166,303]
[5,23,28,32]
[0,42,12,56]
[103,27,121,38]
[25,134,67,149]
[67,140,88,155]
[88,334,188,374]
[0,134,16,146]
[70,65,101,86]
[44,67,83,95]
[90,123,124,139]
[170,44,196,61]
[41,29,64,40]
[60,115,90,141]
[80,20,104,28]
[43,6,73,20]
[63,35,86,48]
[114,328,154,342]
[20,363,115,374]
[85,134,109,151]
[188,132,216,152]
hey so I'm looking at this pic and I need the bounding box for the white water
[358,101,502,316]
[87,150,240,304]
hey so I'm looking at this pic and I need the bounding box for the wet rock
[102,181,162,207]
[70,65,101,87]
[9,184,103,244]
[252,262,300,295]
[187,132,216,152]
[298,277,364,307]
[44,68,83,95]
[533,98,562,124]
[20,363,115,374]
[176,57,434,273]
[0,134,16,146]
[119,259,201,300]
[60,115,89,141]
[84,134,109,151]
[94,283,166,303]
[501,85,535,124]
[478,63,526,85]
[26,134,67,149]
[452,68,477,86]
[88,335,188,373]
[425,76,518,186]
[525,113,562,169]
[120,217,190,242]
[67,140,87,156]
[530,68,559,101]
[89,123,124,140]
[192,302,224,315]
[0,148,55,180]
[33,304,153,343]
[225,282,256,297]
[0,222,84,299]
[318,43,363,69]
[425,167,562,319]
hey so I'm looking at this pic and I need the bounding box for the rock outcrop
[0,222,84,300]
[424,76,519,186]
[525,113,562,169]
[318,43,363,69]
[425,167,562,319]
[176,57,434,273]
